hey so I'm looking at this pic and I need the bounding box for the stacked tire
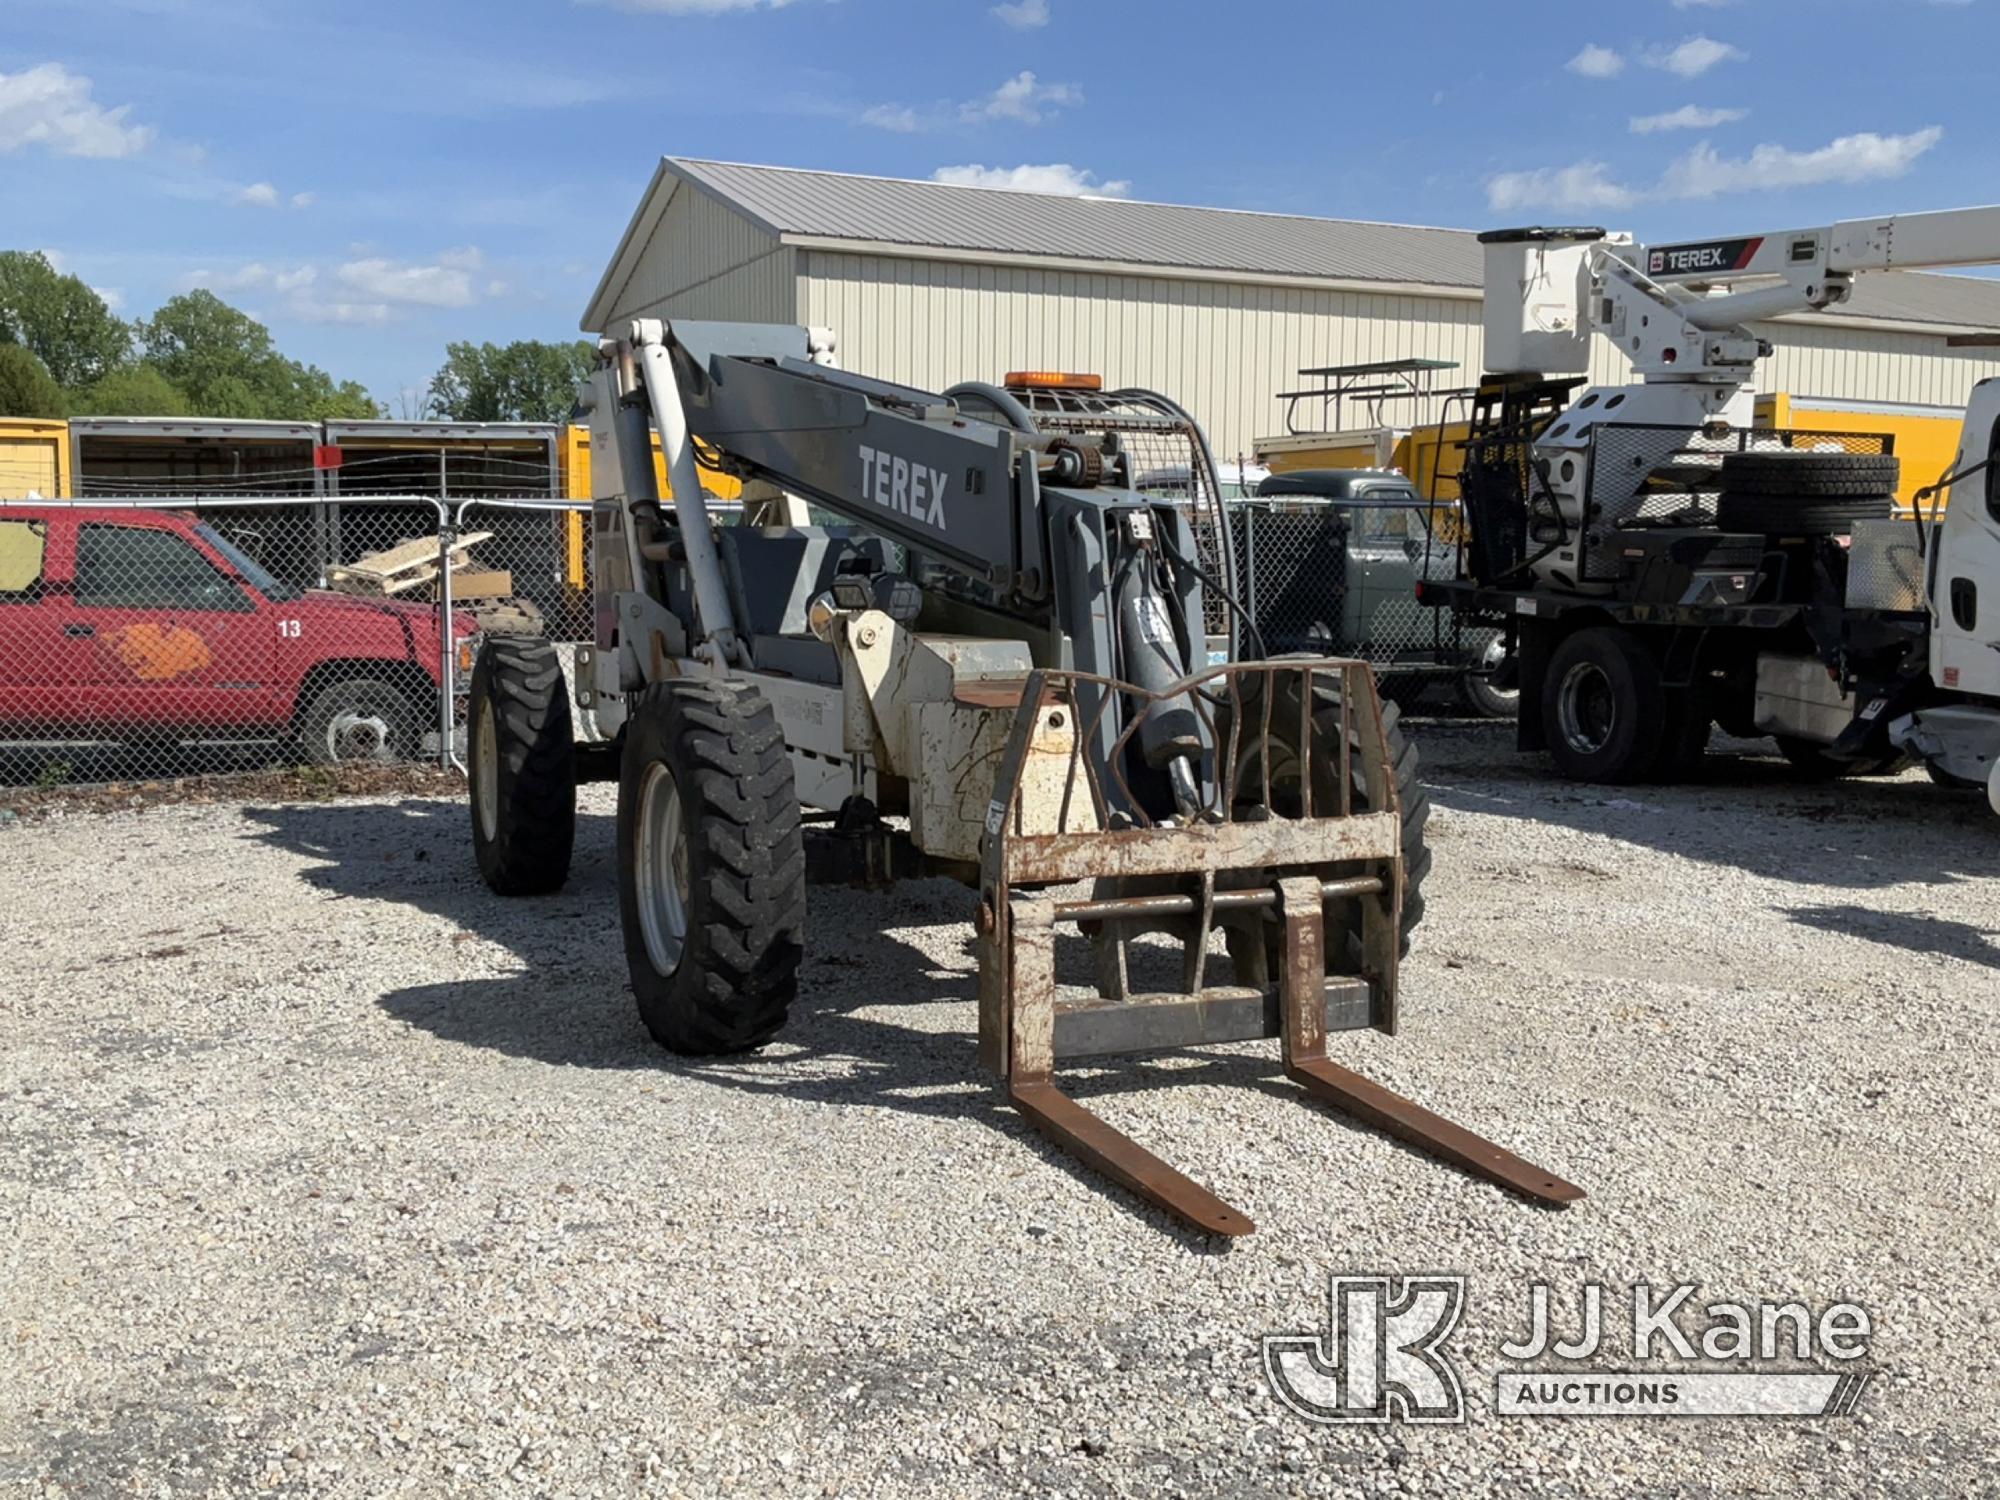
[1714,451,1897,536]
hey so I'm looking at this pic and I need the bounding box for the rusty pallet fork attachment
[975,659,1583,1236]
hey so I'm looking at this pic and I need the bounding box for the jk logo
[1264,1275,1467,1425]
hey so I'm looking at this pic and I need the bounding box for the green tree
[81,363,192,417]
[0,251,131,390]
[425,339,593,424]
[279,364,382,421]
[0,344,66,419]
[136,291,382,420]
[138,290,279,410]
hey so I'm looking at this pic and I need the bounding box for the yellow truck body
[1253,423,1474,501]
[1260,394,1964,521]
[0,418,71,499]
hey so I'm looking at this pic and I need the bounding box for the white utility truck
[1427,206,2000,809]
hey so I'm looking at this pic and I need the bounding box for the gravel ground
[2,722,1996,1498]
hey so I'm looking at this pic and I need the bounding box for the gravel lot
[2,722,1995,1498]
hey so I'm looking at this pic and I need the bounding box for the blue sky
[6,0,1994,409]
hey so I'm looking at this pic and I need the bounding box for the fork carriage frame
[975,657,1583,1236]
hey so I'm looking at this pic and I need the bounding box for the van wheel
[1458,632,1519,719]
[297,678,418,765]
[1540,627,1666,783]
[617,679,806,1055]
[469,638,576,895]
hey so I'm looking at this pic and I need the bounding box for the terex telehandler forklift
[465,319,1580,1234]
[1430,205,2000,808]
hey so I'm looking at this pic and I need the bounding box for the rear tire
[617,679,805,1055]
[1540,627,1665,784]
[1220,667,1431,974]
[469,637,576,896]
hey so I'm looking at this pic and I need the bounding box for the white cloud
[237,181,281,208]
[992,0,1050,25]
[1630,104,1748,134]
[336,254,479,308]
[1659,126,1943,197]
[1486,160,1637,213]
[93,286,124,312]
[1487,125,1943,212]
[584,0,796,11]
[192,263,318,295]
[1566,44,1624,78]
[860,103,920,132]
[961,70,1080,125]
[191,248,491,317]
[290,190,315,209]
[0,62,153,158]
[1646,34,1745,77]
[931,163,1131,197]
[287,297,392,326]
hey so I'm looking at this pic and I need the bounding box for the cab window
[1352,505,1413,541]
[0,519,47,601]
[75,524,250,612]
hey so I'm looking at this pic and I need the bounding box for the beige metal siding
[797,249,2000,459]
[1589,319,2000,407]
[1755,320,2000,408]
[798,250,1483,461]
[601,181,797,328]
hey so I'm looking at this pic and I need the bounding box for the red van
[0,505,478,763]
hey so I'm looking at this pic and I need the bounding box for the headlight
[456,634,481,675]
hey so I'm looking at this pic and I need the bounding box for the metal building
[583,157,2000,461]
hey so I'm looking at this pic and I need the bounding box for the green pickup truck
[1241,470,1514,717]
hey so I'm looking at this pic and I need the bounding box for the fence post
[1242,507,1257,627]
[437,507,459,772]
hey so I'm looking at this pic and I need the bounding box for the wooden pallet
[327,531,494,598]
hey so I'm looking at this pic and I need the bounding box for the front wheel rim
[635,762,690,976]
[1556,661,1616,755]
[326,706,392,761]
[473,699,498,840]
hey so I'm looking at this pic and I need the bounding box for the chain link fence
[0,494,596,788]
[1226,496,1494,704]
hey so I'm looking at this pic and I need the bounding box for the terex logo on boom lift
[1648,236,1764,276]
[859,444,949,531]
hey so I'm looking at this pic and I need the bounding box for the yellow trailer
[0,418,72,499]
[557,423,743,592]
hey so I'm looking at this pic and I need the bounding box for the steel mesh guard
[1580,423,1893,581]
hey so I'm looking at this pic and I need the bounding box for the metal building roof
[670,157,1483,289]
[600,157,2000,335]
